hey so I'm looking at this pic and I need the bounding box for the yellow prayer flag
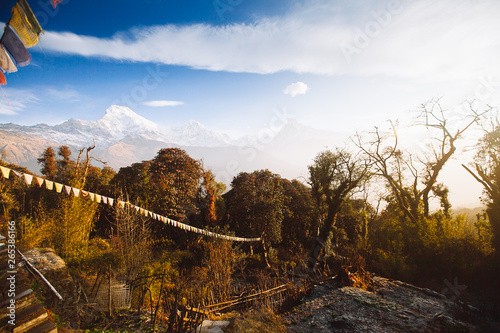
[19,0,43,37]
[54,182,63,193]
[9,3,39,48]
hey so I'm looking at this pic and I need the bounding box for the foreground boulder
[284,276,490,333]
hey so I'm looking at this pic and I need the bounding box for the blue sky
[1,0,500,139]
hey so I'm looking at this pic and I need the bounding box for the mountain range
[0,105,344,185]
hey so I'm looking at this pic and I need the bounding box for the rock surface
[284,276,484,333]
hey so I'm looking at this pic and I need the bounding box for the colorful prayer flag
[19,0,43,37]
[54,182,63,193]
[0,166,10,179]
[1,25,31,67]
[0,71,6,85]
[9,3,39,48]
[23,173,33,185]
[35,176,44,187]
[45,180,54,190]
[50,0,63,9]
[64,185,71,195]
[0,44,17,73]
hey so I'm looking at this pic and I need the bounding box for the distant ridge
[0,105,341,186]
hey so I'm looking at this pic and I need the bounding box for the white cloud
[143,100,184,107]
[45,87,82,102]
[0,89,38,115]
[35,0,500,82]
[283,82,309,97]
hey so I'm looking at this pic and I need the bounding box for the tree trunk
[261,238,271,268]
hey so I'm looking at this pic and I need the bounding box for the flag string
[0,165,261,242]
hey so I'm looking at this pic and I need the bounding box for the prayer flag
[64,185,71,195]
[12,170,22,178]
[45,180,54,190]
[72,187,80,197]
[1,25,31,67]
[89,192,95,201]
[108,198,113,206]
[23,173,33,185]
[0,44,17,73]
[102,196,108,204]
[19,0,43,37]
[35,176,44,187]
[50,0,63,9]
[9,3,39,48]
[54,182,63,193]
[0,71,6,86]
[0,166,10,179]
[95,194,101,203]
[81,190,89,196]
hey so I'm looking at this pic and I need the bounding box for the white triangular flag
[23,173,33,186]
[0,166,11,179]
[64,185,72,195]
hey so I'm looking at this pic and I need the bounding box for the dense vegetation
[1,100,499,331]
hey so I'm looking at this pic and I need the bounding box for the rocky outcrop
[284,276,488,333]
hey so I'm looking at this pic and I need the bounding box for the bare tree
[355,99,488,223]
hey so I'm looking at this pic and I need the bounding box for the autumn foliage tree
[225,170,284,266]
[308,149,370,255]
[113,148,203,223]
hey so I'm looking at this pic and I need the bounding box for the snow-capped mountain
[0,105,235,149]
[0,105,345,185]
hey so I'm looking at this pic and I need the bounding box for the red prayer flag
[0,71,6,85]
[50,0,63,8]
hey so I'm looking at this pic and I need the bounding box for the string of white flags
[0,165,261,243]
